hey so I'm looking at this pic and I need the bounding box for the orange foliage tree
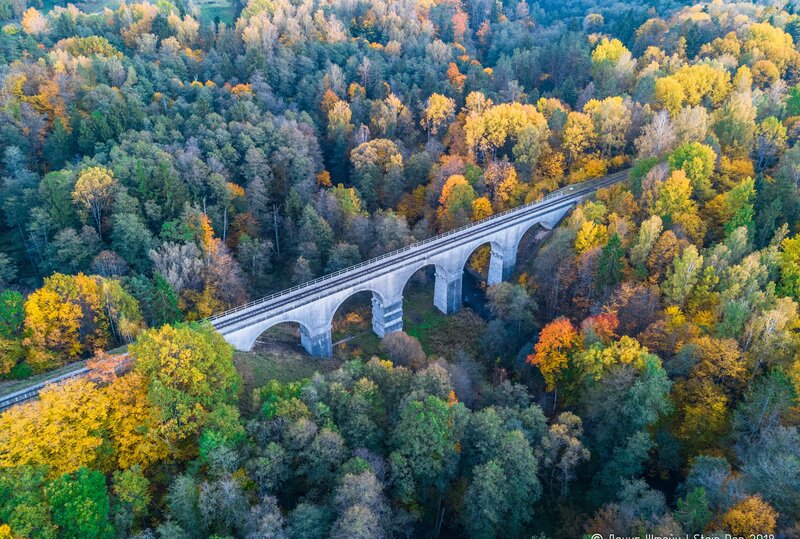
[527,317,580,391]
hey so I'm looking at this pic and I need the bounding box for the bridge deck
[210,169,629,335]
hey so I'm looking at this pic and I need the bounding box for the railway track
[210,169,629,334]
[0,355,132,412]
[0,169,628,413]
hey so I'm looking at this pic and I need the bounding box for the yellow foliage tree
[591,37,629,64]
[465,102,547,158]
[105,372,169,469]
[21,7,47,35]
[653,170,696,220]
[0,378,109,477]
[130,324,240,457]
[583,96,631,156]
[191,212,216,265]
[575,221,608,254]
[574,335,652,381]
[485,160,521,210]
[719,496,778,536]
[439,174,470,205]
[24,273,110,369]
[421,93,456,139]
[72,166,117,237]
[673,64,731,106]
[438,175,477,230]
[654,76,685,115]
[745,22,796,73]
[656,65,731,114]
[472,196,493,220]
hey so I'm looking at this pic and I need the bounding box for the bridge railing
[208,171,627,322]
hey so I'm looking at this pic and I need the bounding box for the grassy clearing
[405,306,486,360]
[331,298,383,360]
[198,3,235,24]
[401,283,486,360]
[234,348,332,387]
[337,283,488,362]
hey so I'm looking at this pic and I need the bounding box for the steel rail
[0,367,90,412]
[0,170,628,414]
[210,169,629,332]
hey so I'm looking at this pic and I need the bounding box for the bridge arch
[251,320,311,350]
[220,315,316,353]
[211,170,624,358]
[397,261,448,296]
[461,239,504,269]
[506,219,549,272]
[327,286,391,326]
[459,239,504,285]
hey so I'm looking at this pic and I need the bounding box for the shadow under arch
[246,318,314,353]
[327,285,390,327]
[460,238,505,286]
[396,261,447,328]
[325,286,395,357]
[510,219,549,272]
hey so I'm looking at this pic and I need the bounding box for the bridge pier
[487,243,518,286]
[372,294,404,337]
[211,172,625,358]
[434,268,463,314]
[300,323,333,358]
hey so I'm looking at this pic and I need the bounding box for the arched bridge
[210,170,629,357]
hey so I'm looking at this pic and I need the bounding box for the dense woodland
[3,0,800,536]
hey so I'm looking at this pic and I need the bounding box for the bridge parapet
[210,170,629,356]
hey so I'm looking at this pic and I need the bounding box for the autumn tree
[437,174,476,230]
[779,232,800,300]
[527,318,579,391]
[484,160,520,210]
[654,76,685,115]
[719,496,777,536]
[21,7,47,35]
[72,167,117,239]
[0,378,109,476]
[752,116,787,172]
[575,221,608,254]
[130,323,240,456]
[381,331,426,369]
[350,139,404,209]
[421,94,456,141]
[23,273,111,370]
[583,97,631,156]
[465,102,547,161]
[104,372,169,470]
[668,143,716,200]
[653,170,696,224]
[563,112,596,167]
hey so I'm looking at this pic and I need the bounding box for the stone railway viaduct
[210,170,629,357]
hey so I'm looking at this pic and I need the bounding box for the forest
[2,0,800,536]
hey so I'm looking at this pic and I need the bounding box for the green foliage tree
[47,468,113,539]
